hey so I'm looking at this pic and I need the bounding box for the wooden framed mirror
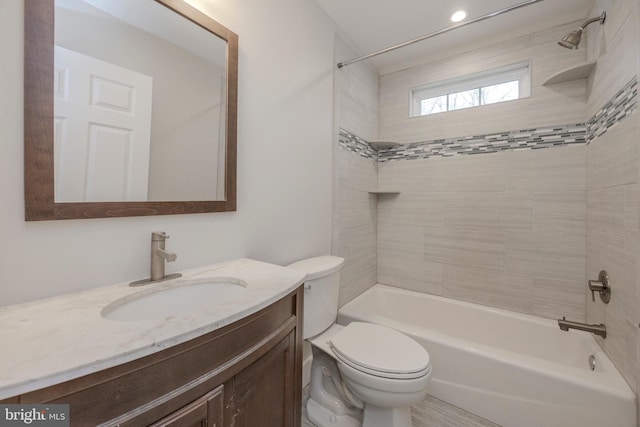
[24,0,238,220]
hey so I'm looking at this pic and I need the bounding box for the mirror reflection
[54,0,227,202]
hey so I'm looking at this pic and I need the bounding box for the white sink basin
[101,277,248,321]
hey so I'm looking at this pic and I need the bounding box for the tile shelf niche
[542,60,597,86]
[368,189,401,194]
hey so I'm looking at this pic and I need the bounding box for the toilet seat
[329,322,431,380]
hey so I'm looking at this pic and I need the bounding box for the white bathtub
[337,284,636,427]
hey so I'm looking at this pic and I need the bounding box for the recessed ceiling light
[450,9,468,23]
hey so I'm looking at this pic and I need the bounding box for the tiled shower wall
[333,20,597,312]
[584,0,640,405]
[378,20,589,143]
[369,76,636,323]
[332,36,379,306]
[331,3,640,420]
[374,20,598,321]
[376,142,588,320]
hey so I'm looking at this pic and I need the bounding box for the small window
[410,62,530,117]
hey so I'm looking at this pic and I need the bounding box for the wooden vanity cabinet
[9,287,303,427]
[150,386,223,427]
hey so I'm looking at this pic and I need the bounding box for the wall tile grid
[337,75,637,323]
[333,37,380,307]
[338,76,636,162]
[378,19,589,144]
[333,148,378,306]
[583,0,640,402]
[376,142,588,320]
[333,20,598,315]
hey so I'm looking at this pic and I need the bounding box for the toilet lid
[329,322,430,379]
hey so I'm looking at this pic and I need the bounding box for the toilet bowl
[310,322,431,427]
[288,256,431,427]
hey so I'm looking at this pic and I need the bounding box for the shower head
[558,11,606,49]
[558,29,584,49]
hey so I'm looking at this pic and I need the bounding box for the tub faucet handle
[588,270,611,304]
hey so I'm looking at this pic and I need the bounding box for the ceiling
[314,0,595,74]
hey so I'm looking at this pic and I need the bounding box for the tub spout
[558,317,606,338]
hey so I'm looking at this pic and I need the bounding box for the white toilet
[288,256,431,427]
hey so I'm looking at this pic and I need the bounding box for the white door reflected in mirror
[54,46,153,202]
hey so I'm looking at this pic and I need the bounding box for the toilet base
[306,325,428,427]
[307,398,361,427]
[308,398,414,427]
[362,404,413,427]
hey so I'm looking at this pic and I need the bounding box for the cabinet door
[151,386,223,427]
[225,331,297,427]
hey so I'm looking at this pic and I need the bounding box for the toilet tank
[287,256,345,339]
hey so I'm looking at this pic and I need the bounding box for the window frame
[409,61,531,118]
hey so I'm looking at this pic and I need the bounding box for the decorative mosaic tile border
[376,123,587,162]
[338,124,587,161]
[587,77,637,143]
[338,128,377,160]
[338,76,637,162]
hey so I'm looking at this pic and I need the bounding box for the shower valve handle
[588,270,611,304]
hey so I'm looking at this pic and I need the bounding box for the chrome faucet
[151,231,179,281]
[130,232,181,286]
[558,317,607,338]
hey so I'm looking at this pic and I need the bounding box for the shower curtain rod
[337,0,544,69]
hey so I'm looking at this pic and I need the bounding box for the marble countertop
[0,258,306,400]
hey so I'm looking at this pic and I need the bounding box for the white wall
[0,0,337,306]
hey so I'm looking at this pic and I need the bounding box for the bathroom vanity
[0,259,305,426]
